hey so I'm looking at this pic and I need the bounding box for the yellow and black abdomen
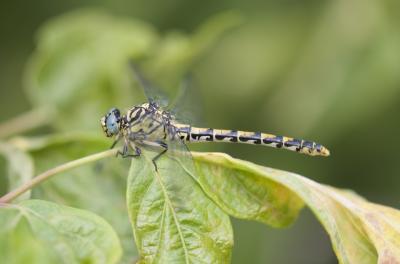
[174,123,330,157]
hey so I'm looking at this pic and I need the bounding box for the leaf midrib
[147,157,190,264]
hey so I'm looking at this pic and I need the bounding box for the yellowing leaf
[193,152,400,264]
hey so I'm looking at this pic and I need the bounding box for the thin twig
[0,107,53,139]
[0,149,118,204]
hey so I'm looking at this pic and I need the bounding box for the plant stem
[0,149,118,204]
[0,107,53,139]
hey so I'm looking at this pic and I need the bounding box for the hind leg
[138,140,168,171]
[151,142,168,171]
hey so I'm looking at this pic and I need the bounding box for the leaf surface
[0,199,122,264]
[127,150,233,264]
[193,152,400,264]
[10,133,138,263]
[0,141,34,201]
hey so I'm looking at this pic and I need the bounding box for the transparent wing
[129,61,169,107]
[167,73,193,110]
[159,125,198,182]
[129,61,204,125]
[167,73,205,126]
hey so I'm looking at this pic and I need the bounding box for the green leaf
[127,150,233,263]
[145,10,243,85]
[10,133,138,263]
[193,152,400,264]
[24,9,158,131]
[0,199,122,264]
[0,141,34,201]
[24,9,240,133]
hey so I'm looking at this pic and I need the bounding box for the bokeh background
[1,1,399,263]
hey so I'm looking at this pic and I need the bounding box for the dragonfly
[100,64,330,170]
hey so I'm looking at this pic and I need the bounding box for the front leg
[110,134,121,149]
[116,140,142,158]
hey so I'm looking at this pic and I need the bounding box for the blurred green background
[1,0,399,263]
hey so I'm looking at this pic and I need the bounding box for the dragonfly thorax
[125,102,175,141]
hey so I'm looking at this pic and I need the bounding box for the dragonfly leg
[116,140,142,158]
[110,134,121,149]
[152,141,168,171]
[122,147,142,158]
[116,142,128,157]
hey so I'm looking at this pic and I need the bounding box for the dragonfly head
[101,108,122,137]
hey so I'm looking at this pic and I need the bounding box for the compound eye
[105,108,121,136]
[110,108,120,119]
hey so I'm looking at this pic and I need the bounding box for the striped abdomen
[174,123,330,157]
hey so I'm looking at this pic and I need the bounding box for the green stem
[0,107,53,139]
[0,149,118,204]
